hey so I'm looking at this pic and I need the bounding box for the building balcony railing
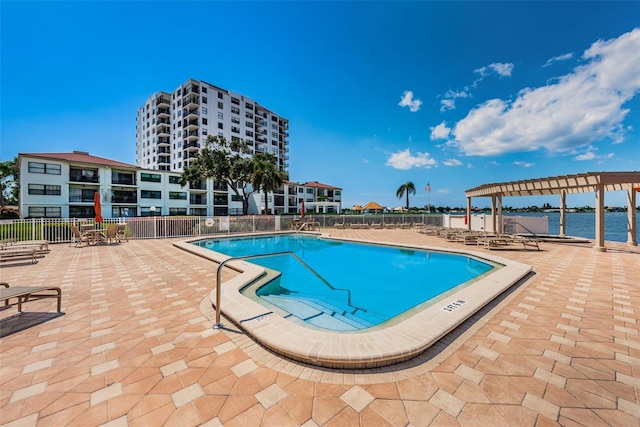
[156,96,170,106]
[68,197,95,203]
[189,197,207,205]
[69,173,99,184]
[112,195,137,204]
[189,182,206,190]
[157,137,170,146]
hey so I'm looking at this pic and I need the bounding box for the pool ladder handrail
[214,250,365,328]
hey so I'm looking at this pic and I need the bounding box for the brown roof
[20,151,138,169]
[300,181,342,190]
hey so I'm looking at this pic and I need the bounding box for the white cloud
[544,52,574,67]
[398,91,422,112]
[440,99,456,112]
[430,121,452,140]
[488,62,514,77]
[575,151,596,161]
[453,28,640,156]
[386,149,437,170]
[443,158,463,167]
[513,160,534,168]
[473,62,515,86]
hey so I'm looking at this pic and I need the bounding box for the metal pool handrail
[213,250,365,328]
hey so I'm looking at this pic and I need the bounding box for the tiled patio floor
[1,229,639,426]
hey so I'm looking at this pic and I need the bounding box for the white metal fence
[0,214,445,244]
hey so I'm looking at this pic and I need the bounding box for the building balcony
[189,196,207,205]
[157,108,170,118]
[189,182,206,191]
[213,197,227,205]
[184,84,199,95]
[185,131,199,141]
[185,109,199,119]
[184,120,199,130]
[157,137,170,146]
[155,96,170,107]
[183,96,199,109]
[157,149,170,155]
[184,142,200,151]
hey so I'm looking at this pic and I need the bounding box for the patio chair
[69,225,90,247]
[116,223,128,242]
[105,224,119,244]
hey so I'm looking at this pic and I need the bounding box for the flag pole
[425,182,431,214]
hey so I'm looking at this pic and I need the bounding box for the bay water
[515,212,639,243]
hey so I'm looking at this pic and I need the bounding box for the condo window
[218,112,223,119]
[202,97,207,104]
[28,184,61,196]
[169,176,180,184]
[28,206,61,218]
[140,173,161,183]
[231,97,239,105]
[202,107,207,115]
[245,102,253,110]
[218,123,223,129]
[231,106,240,115]
[169,208,188,216]
[141,190,161,199]
[202,87,207,93]
[218,92,223,99]
[28,162,61,175]
[218,102,223,109]
[169,191,187,200]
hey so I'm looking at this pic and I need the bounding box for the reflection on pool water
[194,235,496,331]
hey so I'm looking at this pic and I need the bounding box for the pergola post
[490,195,497,233]
[594,184,606,252]
[466,196,472,231]
[627,186,637,246]
[496,194,503,235]
[559,190,567,237]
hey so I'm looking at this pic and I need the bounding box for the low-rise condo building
[17,151,341,218]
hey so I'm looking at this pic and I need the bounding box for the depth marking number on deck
[442,300,467,312]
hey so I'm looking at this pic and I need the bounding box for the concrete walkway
[1,229,639,426]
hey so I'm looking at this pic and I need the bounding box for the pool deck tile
[1,229,639,426]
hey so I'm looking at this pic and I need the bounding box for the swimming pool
[194,235,495,331]
[175,233,532,368]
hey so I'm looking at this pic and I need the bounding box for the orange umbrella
[94,191,103,223]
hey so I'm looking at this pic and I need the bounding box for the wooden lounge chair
[2,240,49,257]
[333,222,346,229]
[0,247,38,264]
[0,282,62,312]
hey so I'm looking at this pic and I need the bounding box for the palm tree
[251,153,286,214]
[396,181,416,211]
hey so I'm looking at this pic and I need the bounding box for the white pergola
[465,171,640,251]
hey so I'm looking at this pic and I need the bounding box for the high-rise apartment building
[136,79,289,174]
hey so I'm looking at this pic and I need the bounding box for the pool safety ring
[205,218,214,227]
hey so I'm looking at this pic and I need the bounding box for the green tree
[251,152,286,214]
[179,136,257,215]
[395,181,416,211]
[0,157,19,206]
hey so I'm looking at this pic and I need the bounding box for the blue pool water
[194,235,495,331]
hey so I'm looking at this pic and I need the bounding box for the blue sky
[2,1,639,209]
